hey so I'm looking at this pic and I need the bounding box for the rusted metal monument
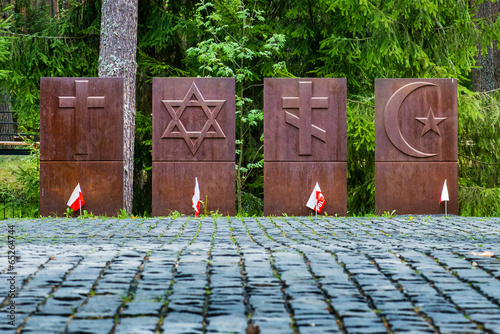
[152,78,235,216]
[375,79,458,215]
[40,77,124,216]
[264,78,347,216]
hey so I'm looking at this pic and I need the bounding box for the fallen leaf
[472,262,477,266]
[471,251,494,257]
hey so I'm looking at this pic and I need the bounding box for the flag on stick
[67,183,85,212]
[440,179,449,216]
[440,179,449,204]
[192,177,200,217]
[306,182,326,214]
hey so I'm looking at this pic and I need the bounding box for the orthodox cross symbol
[161,83,226,155]
[282,81,328,156]
[415,107,446,137]
[58,80,105,155]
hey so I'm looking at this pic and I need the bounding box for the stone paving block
[37,298,80,315]
[121,301,163,316]
[251,317,292,333]
[3,217,500,333]
[205,314,247,333]
[74,295,123,318]
[114,316,159,334]
[22,315,69,333]
[162,312,204,333]
[67,318,115,334]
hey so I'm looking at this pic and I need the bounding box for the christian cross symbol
[58,80,105,155]
[282,81,328,156]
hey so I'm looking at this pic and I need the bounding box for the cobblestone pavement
[0,216,500,333]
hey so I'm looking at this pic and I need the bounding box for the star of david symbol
[161,83,226,155]
[282,81,328,156]
[415,107,446,137]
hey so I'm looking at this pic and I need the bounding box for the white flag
[440,179,449,203]
[67,183,85,211]
[306,182,326,213]
[192,177,200,217]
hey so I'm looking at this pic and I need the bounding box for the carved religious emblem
[58,80,105,155]
[384,82,446,158]
[161,83,226,155]
[282,81,328,156]
[415,107,446,137]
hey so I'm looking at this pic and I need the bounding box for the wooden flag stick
[445,201,447,217]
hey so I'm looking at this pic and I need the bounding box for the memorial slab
[264,78,347,216]
[40,77,124,216]
[264,78,346,162]
[152,78,235,216]
[375,78,458,215]
[40,78,123,161]
[40,161,124,216]
[152,162,235,216]
[264,162,347,216]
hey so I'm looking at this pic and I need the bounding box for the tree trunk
[98,0,138,213]
[53,0,58,18]
[472,0,499,91]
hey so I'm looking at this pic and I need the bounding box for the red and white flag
[440,179,449,204]
[306,182,326,213]
[67,183,85,211]
[192,177,200,217]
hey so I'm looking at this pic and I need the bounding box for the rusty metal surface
[153,78,235,162]
[40,161,124,216]
[40,77,124,161]
[264,162,347,216]
[152,162,235,216]
[375,162,458,215]
[264,78,347,162]
[375,78,457,162]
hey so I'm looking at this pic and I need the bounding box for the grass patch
[0,155,33,188]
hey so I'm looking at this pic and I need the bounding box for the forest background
[0,0,499,217]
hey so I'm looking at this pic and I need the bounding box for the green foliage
[313,0,489,93]
[347,97,375,214]
[1,1,100,129]
[382,210,397,218]
[457,86,500,215]
[0,7,13,79]
[133,111,153,215]
[1,0,499,218]
[0,137,39,218]
[459,186,500,216]
[64,207,74,219]
[186,0,287,214]
[116,209,133,219]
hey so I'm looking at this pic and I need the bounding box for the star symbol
[161,83,226,155]
[415,107,446,137]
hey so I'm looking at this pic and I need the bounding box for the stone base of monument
[375,162,458,215]
[152,162,236,216]
[264,162,347,216]
[40,161,124,216]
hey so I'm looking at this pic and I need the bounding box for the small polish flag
[192,177,200,217]
[67,183,85,211]
[440,179,449,204]
[306,182,326,213]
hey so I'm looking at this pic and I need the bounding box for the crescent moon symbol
[384,82,438,158]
